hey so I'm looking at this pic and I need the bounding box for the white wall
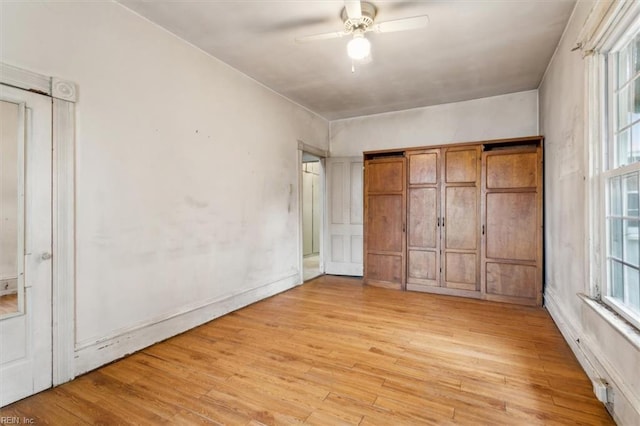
[330,90,539,157]
[1,1,328,374]
[539,1,640,424]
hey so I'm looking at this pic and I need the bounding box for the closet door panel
[486,192,536,261]
[364,156,406,290]
[408,187,437,248]
[486,152,537,189]
[367,195,404,253]
[486,263,537,299]
[409,152,438,185]
[441,146,481,293]
[445,252,477,290]
[408,251,437,282]
[407,187,439,286]
[444,186,477,250]
[368,162,404,192]
[367,253,403,284]
[406,150,440,290]
[446,149,478,183]
[482,143,543,306]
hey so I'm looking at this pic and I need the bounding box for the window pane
[624,264,639,303]
[619,47,630,88]
[632,122,640,163]
[618,86,631,130]
[624,172,639,217]
[624,219,639,266]
[633,78,640,122]
[616,129,630,167]
[611,218,623,259]
[611,176,622,216]
[633,35,640,75]
[629,273,640,311]
[611,260,624,299]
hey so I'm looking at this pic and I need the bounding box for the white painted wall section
[330,90,538,157]
[1,1,328,374]
[539,1,640,424]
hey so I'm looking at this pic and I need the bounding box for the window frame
[594,3,640,330]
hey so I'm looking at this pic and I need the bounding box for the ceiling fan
[295,0,429,65]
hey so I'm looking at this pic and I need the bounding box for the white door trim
[297,140,328,159]
[1,62,77,386]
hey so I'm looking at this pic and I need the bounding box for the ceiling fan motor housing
[341,2,376,32]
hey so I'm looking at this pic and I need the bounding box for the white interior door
[0,85,52,406]
[325,157,364,276]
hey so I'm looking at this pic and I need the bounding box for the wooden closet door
[364,156,406,289]
[442,146,481,295]
[482,145,542,306]
[406,150,440,290]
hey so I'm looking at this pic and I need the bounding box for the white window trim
[585,1,640,331]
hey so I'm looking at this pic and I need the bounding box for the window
[603,21,640,329]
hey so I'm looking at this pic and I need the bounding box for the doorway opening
[302,152,323,281]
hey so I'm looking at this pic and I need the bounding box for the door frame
[1,63,77,386]
[297,140,328,283]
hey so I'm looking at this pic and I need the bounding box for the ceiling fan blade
[371,15,429,33]
[344,0,362,20]
[295,31,349,43]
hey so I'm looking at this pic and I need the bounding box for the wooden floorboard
[0,293,17,316]
[0,275,614,425]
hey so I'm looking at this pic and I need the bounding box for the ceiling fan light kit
[347,33,371,60]
[295,1,428,68]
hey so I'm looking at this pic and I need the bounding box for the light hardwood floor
[0,276,614,425]
[0,293,17,316]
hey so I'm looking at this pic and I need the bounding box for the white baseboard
[545,288,640,426]
[74,274,300,376]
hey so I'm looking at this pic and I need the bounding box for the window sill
[579,293,640,350]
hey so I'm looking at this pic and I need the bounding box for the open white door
[0,85,52,406]
[325,157,364,276]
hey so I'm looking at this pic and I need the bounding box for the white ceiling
[120,0,576,120]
